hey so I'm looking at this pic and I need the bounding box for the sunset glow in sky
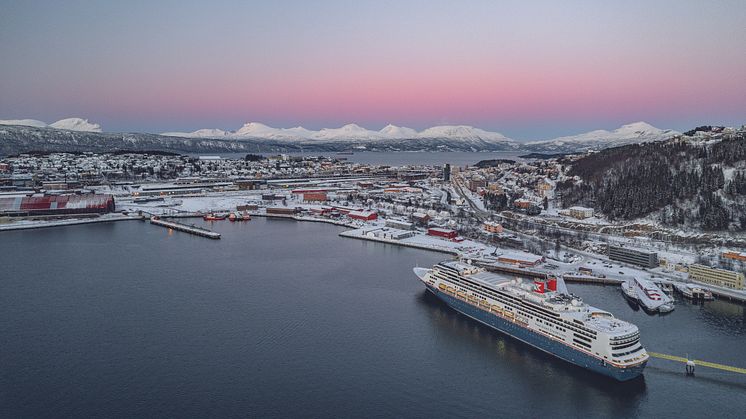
[1,0,744,139]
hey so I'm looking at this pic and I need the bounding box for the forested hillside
[557,129,746,230]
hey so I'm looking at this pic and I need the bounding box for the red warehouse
[427,227,458,239]
[0,194,115,216]
[348,210,378,221]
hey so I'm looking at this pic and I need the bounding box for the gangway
[648,352,746,375]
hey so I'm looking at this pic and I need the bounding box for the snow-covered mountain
[526,122,679,152]
[49,118,102,132]
[380,124,418,138]
[0,117,102,132]
[419,125,513,143]
[162,122,518,147]
[0,117,683,155]
[0,119,48,128]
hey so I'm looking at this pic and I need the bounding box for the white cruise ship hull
[422,283,646,381]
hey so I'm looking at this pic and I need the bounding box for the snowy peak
[0,117,102,132]
[527,121,679,151]
[49,118,102,132]
[419,125,511,142]
[234,122,277,137]
[380,124,418,138]
[314,123,385,140]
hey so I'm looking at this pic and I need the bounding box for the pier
[149,217,221,239]
[648,352,746,375]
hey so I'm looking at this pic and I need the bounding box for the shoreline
[5,209,746,304]
[0,214,143,232]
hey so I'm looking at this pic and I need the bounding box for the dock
[149,217,221,239]
[562,274,624,285]
[478,263,549,280]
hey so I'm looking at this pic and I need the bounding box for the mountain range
[0,118,102,133]
[0,118,681,155]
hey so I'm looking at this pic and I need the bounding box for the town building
[442,164,451,182]
[689,263,744,289]
[688,264,745,289]
[722,251,746,262]
[607,245,658,268]
[565,206,594,219]
[483,221,504,234]
[468,178,487,192]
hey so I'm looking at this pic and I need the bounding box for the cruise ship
[621,278,674,313]
[415,261,648,381]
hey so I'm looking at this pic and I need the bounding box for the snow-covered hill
[0,117,102,132]
[0,119,48,128]
[526,122,679,152]
[49,118,102,132]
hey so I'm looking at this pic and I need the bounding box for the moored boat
[632,277,674,313]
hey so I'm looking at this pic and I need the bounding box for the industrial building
[688,264,745,289]
[302,192,328,202]
[348,210,378,221]
[0,193,115,216]
[496,252,544,267]
[607,245,658,268]
[363,227,415,240]
[385,219,414,230]
[266,207,297,215]
[427,227,458,239]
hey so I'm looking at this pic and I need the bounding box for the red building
[302,192,328,202]
[427,227,458,239]
[0,194,115,216]
[348,210,378,221]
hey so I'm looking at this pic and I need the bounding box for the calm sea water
[1,219,745,418]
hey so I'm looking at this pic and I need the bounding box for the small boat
[632,278,675,313]
[621,280,639,306]
[675,283,714,301]
[227,211,251,221]
[203,213,227,221]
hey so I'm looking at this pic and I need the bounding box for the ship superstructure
[415,261,648,381]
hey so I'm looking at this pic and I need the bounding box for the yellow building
[688,264,745,289]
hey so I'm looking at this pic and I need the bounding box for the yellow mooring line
[648,352,746,375]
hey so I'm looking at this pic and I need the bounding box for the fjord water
[1,219,744,418]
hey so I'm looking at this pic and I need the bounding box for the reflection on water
[1,219,744,418]
[416,291,648,418]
